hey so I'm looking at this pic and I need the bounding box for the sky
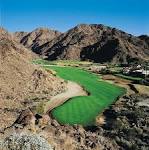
[0,0,149,35]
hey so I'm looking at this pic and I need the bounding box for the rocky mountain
[18,24,149,64]
[42,24,149,64]
[0,28,65,130]
[14,27,61,54]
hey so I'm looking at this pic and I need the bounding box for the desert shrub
[35,101,45,115]
[0,133,53,150]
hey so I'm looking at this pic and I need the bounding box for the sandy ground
[134,84,149,95]
[44,81,88,114]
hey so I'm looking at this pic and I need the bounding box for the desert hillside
[0,28,66,129]
[15,24,149,64]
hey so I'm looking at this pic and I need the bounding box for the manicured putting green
[45,66,125,126]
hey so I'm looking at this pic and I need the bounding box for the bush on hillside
[0,133,53,150]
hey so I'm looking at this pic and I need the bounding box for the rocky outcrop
[1,93,148,150]
[2,113,118,150]
[14,109,36,129]
[102,94,149,150]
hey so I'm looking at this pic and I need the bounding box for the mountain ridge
[14,24,149,64]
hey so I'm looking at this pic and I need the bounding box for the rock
[14,109,36,132]
[38,115,51,129]
[51,119,60,127]
[15,109,35,125]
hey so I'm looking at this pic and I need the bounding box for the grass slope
[44,66,125,126]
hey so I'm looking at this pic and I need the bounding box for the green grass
[115,74,143,81]
[44,66,126,126]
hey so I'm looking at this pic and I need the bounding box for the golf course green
[44,65,126,126]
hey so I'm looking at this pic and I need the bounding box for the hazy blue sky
[1,0,149,35]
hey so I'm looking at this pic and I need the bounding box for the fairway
[44,66,126,126]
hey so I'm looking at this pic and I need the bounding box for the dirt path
[44,81,88,114]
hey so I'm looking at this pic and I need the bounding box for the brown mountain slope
[36,24,149,64]
[0,28,65,129]
[14,27,61,54]
[13,31,28,42]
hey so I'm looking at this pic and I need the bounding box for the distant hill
[15,24,149,64]
[14,28,61,54]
